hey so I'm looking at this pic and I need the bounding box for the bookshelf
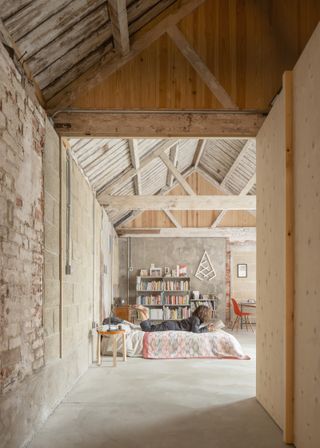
[136,276,191,321]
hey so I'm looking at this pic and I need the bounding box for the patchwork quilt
[142,330,250,360]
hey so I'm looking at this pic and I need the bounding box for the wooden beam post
[167,26,237,109]
[283,70,294,445]
[128,139,142,194]
[193,139,206,167]
[167,143,179,187]
[108,0,130,55]
[159,153,195,195]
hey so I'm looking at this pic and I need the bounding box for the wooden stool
[97,329,126,367]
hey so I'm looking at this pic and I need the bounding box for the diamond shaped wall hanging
[195,251,216,281]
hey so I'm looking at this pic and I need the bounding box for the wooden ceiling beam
[108,0,130,55]
[97,139,179,199]
[101,195,256,210]
[117,227,256,241]
[46,0,207,113]
[115,166,195,228]
[192,139,206,167]
[211,173,256,228]
[159,153,195,195]
[128,139,142,195]
[167,25,237,109]
[53,111,265,138]
[163,209,182,228]
[166,143,179,187]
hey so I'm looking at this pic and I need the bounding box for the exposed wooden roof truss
[67,137,257,239]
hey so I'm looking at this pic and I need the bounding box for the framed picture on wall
[237,264,247,278]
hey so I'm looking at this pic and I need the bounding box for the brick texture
[0,42,46,393]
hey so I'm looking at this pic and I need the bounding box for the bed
[100,322,250,360]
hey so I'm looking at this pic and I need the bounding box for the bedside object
[113,304,133,322]
[97,329,126,367]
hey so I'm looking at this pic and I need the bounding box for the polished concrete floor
[29,331,286,448]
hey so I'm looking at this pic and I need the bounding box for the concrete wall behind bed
[119,237,226,320]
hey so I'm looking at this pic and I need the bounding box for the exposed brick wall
[0,43,46,393]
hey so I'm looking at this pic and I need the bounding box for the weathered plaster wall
[230,243,256,301]
[119,237,226,320]
[256,90,285,428]
[293,24,320,448]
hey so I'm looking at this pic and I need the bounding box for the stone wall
[0,40,46,395]
[0,41,118,448]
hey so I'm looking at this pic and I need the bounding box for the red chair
[231,298,254,332]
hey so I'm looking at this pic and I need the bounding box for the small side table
[97,329,127,367]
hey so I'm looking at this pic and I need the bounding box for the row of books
[136,295,163,305]
[166,295,189,305]
[149,308,163,320]
[136,280,163,291]
[163,280,190,291]
[163,307,190,320]
[136,295,190,305]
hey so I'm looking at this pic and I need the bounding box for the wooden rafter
[221,139,254,188]
[115,166,195,228]
[167,25,237,109]
[97,139,179,200]
[162,209,182,228]
[108,0,130,55]
[211,173,256,228]
[101,195,256,210]
[192,139,206,168]
[128,139,142,195]
[0,19,45,106]
[53,111,265,137]
[159,153,195,195]
[47,0,207,113]
[166,143,179,187]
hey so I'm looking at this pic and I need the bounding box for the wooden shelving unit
[136,275,191,321]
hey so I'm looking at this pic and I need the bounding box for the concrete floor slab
[29,331,287,448]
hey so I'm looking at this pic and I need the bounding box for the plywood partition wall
[293,24,320,448]
[256,89,286,430]
[257,23,320,447]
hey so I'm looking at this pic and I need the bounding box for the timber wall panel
[256,91,285,428]
[293,24,320,448]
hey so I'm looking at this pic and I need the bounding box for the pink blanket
[143,330,250,360]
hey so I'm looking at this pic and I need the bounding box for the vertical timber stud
[284,71,294,444]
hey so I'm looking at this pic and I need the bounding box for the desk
[239,302,256,329]
[97,329,126,367]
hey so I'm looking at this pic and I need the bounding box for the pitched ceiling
[68,137,256,228]
[0,0,177,103]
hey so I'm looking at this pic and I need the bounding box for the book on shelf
[164,295,189,305]
[149,308,163,320]
[136,277,163,291]
[163,279,190,291]
[163,306,190,320]
[137,295,163,305]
